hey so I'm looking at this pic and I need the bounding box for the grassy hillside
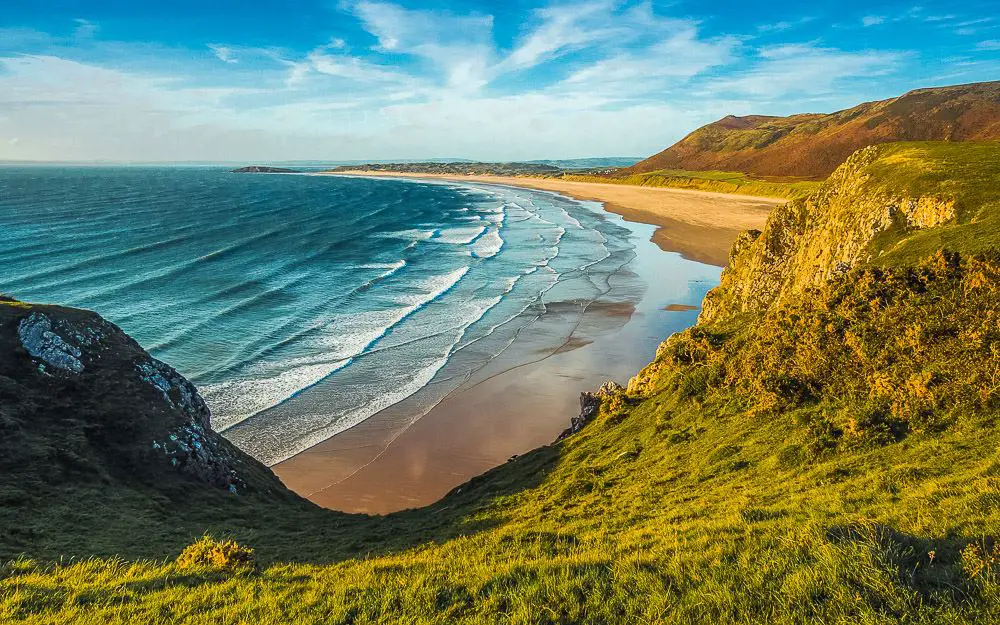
[2,143,1000,623]
[563,168,820,200]
[627,81,1000,180]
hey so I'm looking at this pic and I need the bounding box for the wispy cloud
[706,44,905,101]
[757,17,816,33]
[209,44,238,64]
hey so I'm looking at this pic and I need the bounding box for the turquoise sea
[0,167,696,464]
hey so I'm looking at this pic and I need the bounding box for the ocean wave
[215,266,470,431]
[470,227,504,259]
[433,225,488,245]
[258,353,454,465]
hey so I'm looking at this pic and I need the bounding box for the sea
[0,166,721,465]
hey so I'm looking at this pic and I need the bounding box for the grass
[861,142,1000,266]
[563,169,821,200]
[2,142,999,623]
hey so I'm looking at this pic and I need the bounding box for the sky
[1,0,998,162]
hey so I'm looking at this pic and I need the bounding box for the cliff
[699,141,1000,322]
[627,81,1000,180]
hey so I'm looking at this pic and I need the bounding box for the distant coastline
[324,170,782,267]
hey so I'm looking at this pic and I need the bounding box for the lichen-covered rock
[17,312,86,374]
[137,358,211,429]
[152,421,243,492]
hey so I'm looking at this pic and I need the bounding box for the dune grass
[563,169,821,200]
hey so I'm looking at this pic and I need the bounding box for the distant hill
[628,81,1000,180]
[524,157,643,170]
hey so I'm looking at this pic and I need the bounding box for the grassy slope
[563,169,821,200]
[866,142,1000,265]
[3,143,1000,624]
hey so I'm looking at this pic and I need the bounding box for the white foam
[378,229,435,242]
[470,227,504,259]
[433,225,487,245]
[264,354,454,464]
[205,358,351,431]
[213,266,469,432]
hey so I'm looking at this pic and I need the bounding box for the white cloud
[707,44,904,100]
[209,44,238,64]
[349,0,494,91]
[862,16,886,27]
[497,0,619,72]
[562,25,739,98]
[1,3,979,162]
[977,40,1000,50]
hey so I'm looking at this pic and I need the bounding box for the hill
[2,142,999,623]
[627,81,1000,180]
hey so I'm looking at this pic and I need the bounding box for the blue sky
[1,0,998,162]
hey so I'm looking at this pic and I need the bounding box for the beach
[325,172,782,266]
[273,178,783,514]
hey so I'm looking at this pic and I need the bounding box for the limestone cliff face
[699,146,957,323]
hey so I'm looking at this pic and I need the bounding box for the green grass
[861,142,1000,265]
[563,169,821,200]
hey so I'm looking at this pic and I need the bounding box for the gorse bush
[632,251,1000,453]
[175,536,255,571]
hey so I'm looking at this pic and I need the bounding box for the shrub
[176,535,255,572]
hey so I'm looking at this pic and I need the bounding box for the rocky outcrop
[136,358,211,429]
[560,381,624,439]
[700,145,958,323]
[17,312,98,374]
[0,299,293,498]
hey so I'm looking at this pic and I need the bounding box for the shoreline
[273,178,770,514]
[323,171,783,266]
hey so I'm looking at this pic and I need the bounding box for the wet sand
[326,172,783,266]
[273,189,728,514]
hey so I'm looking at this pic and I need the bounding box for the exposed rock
[0,299,292,498]
[17,312,86,374]
[152,421,243,492]
[559,381,624,440]
[136,358,211,429]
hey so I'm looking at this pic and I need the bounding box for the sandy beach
[325,172,783,266]
[274,178,781,514]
